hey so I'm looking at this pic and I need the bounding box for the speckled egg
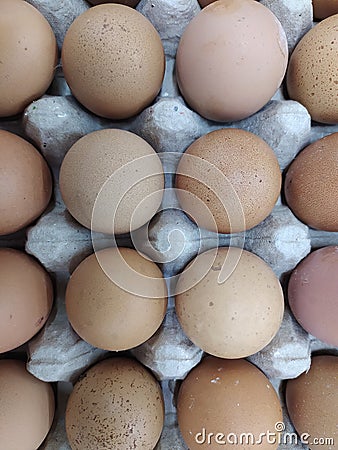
[59,129,164,234]
[284,133,338,231]
[286,355,338,449]
[65,247,167,351]
[61,4,165,119]
[0,248,53,354]
[287,14,338,124]
[175,128,281,234]
[0,359,55,450]
[175,247,284,359]
[0,130,52,236]
[0,0,57,118]
[65,357,164,450]
[313,0,338,20]
[177,356,283,450]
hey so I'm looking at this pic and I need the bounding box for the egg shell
[65,357,164,450]
[175,247,284,359]
[0,248,53,354]
[59,128,164,234]
[175,128,281,234]
[175,0,288,122]
[0,130,52,236]
[0,0,57,118]
[288,246,338,347]
[66,247,167,351]
[287,14,338,124]
[177,356,283,450]
[61,4,165,119]
[286,355,338,449]
[284,132,338,231]
[88,0,140,6]
[312,0,338,20]
[0,359,55,450]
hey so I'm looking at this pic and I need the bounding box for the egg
[313,0,338,20]
[0,130,52,236]
[66,247,167,351]
[288,246,338,347]
[284,133,338,231]
[287,15,338,124]
[0,0,57,118]
[175,128,281,234]
[65,357,164,450]
[61,4,165,119]
[198,0,217,7]
[286,355,338,449]
[0,248,53,354]
[176,0,288,122]
[0,359,55,450]
[88,0,140,5]
[59,129,164,234]
[175,247,284,359]
[177,356,283,450]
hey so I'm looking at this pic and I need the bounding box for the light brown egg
[59,129,164,234]
[0,359,55,450]
[66,357,164,450]
[284,133,338,231]
[288,246,338,347]
[175,247,284,359]
[175,128,281,234]
[66,247,167,351]
[313,0,338,20]
[286,355,338,449]
[61,4,165,119]
[88,0,140,6]
[0,130,52,236]
[0,248,53,354]
[177,356,283,450]
[0,0,57,118]
[176,0,288,122]
[287,15,338,124]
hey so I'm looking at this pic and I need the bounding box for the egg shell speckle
[61,4,165,119]
[65,357,164,450]
[175,247,284,359]
[285,132,338,231]
[287,14,338,124]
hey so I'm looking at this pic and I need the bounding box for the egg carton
[1,0,338,449]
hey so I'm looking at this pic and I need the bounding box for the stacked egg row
[0,0,337,449]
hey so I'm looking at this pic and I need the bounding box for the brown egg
[313,0,338,20]
[59,129,164,234]
[66,247,167,351]
[175,129,281,234]
[175,247,284,359]
[0,0,57,118]
[176,0,288,122]
[88,0,140,5]
[198,0,217,7]
[288,246,338,347]
[284,133,338,231]
[0,359,55,450]
[0,130,52,236]
[66,357,164,450]
[61,4,165,119]
[286,355,338,449]
[177,356,283,450]
[287,15,338,124]
[0,248,53,354]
